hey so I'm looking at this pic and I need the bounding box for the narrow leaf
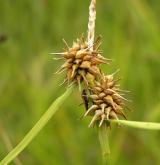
[109,119,160,130]
[0,85,75,165]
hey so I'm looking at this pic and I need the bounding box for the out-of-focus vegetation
[0,0,160,164]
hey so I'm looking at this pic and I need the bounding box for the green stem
[109,119,160,130]
[98,124,110,165]
[0,85,75,165]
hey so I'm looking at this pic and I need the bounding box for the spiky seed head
[85,73,127,127]
[53,36,109,86]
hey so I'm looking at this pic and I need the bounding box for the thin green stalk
[109,119,160,130]
[0,85,75,165]
[98,123,110,165]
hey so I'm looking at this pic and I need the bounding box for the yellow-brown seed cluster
[53,36,128,127]
[54,37,109,86]
[84,73,127,127]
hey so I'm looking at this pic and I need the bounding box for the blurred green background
[0,0,160,164]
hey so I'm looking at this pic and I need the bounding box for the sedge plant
[1,0,160,164]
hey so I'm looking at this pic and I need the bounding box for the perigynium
[1,0,160,165]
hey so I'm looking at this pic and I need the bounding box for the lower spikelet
[84,71,128,127]
[52,36,110,87]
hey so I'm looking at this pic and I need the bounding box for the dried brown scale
[85,73,128,127]
[53,37,110,86]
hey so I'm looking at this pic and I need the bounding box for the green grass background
[0,0,160,164]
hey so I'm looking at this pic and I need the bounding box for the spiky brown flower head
[84,71,128,127]
[52,36,110,88]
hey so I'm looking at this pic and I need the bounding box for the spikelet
[84,72,128,127]
[88,0,96,50]
[52,36,110,87]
